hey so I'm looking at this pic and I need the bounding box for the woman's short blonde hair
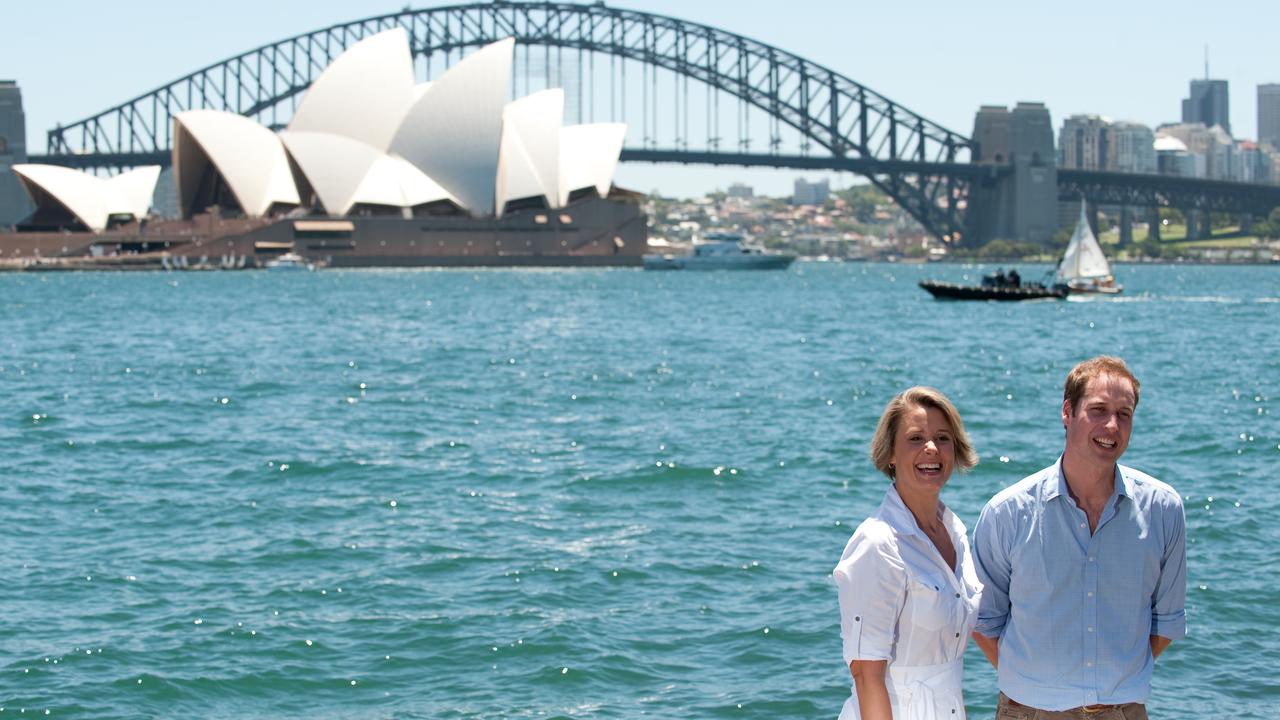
[869,386,978,479]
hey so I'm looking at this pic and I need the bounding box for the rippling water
[2,263,1276,718]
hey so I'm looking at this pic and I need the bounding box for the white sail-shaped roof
[12,164,160,231]
[558,123,627,206]
[174,110,299,218]
[280,131,453,214]
[1057,201,1112,281]
[355,154,453,208]
[287,29,415,152]
[107,166,162,221]
[279,131,383,215]
[390,38,514,216]
[497,89,564,212]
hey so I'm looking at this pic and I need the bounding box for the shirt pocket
[906,571,954,632]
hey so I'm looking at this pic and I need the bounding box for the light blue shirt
[972,458,1187,711]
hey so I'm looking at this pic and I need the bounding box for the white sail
[1057,200,1112,281]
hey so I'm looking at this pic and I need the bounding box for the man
[972,356,1186,719]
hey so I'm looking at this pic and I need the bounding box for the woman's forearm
[850,660,893,720]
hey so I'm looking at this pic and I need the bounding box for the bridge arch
[46,2,975,241]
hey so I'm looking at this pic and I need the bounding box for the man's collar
[1048,456,1133,501]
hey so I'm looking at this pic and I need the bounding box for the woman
[833,387,982,720]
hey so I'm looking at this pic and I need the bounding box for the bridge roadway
[24,1,1280,241]
[32,148,1280,217]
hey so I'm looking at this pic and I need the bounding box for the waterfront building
[1259,83,1280,149]
[1057,114,1111,170]
[11,31,628,230]
[0,80,31,228]
[1154,136,1196,177]
[1156,122,1233,179]
[792,177,829,206]
[727,182,754,199]
[1235,141,1270,184]
[1111,122,1157,174]
[1182,79,1231,136]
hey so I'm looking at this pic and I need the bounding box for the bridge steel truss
[1058,168,1280,217]
[44,1,975,243]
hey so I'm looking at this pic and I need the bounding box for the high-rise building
[1157,122,1234,179]
[0,80,32,228]
[792,177,829,206]
[1258,83,1280,149]
[1111,122,1157,174]
[1058,114,1111,170]
[726,182,754,199]
[1181,79,1230,135]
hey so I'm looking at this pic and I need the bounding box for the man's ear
[1061,398,1072,429]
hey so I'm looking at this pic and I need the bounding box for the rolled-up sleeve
[833,527,906,664]
[972,503,1011,639]
[1150,494,1187,641]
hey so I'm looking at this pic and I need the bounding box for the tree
[1257,208,1280,239]
[1133,238,1163,259]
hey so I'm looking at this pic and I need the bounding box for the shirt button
[1088,626,1095,632]
[955,633,960,638]
[1088,591,1094,597]
[955,593,961,598]
[1088,556,1095,562]
[855,616,860,622]
[1086,661,1094,667]
[1080,522,1086,528]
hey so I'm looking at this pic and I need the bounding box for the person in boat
[833,387,981,719]
[971,356,1186,718]
[1006,268,1020,288]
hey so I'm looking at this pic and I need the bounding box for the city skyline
[3,0,1277,197]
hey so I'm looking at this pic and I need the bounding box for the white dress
[833,486,983,720]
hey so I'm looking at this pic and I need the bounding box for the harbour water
[2,263,1277,718]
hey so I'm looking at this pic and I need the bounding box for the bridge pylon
[964,102,1059,246]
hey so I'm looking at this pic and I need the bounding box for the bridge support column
[1200,211,1213,239]
[966,102,1058,246]
[1184,209,1198,240]
[1119,206,1132,247]
[1149,207,1161,241]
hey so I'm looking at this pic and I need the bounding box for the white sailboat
[1056,200,1122,294]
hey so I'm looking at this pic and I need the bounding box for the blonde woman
[833,387,982,719]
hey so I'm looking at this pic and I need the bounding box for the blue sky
[4,0,1276,197]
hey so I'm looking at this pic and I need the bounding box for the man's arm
[1150,635,1173,660]
[971,502,1012,668]
[1149,493,1188,649]
[973,632,999,668]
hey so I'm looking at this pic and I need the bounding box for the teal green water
[2,263,1276,718]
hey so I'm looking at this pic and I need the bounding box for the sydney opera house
[2,30,647,268]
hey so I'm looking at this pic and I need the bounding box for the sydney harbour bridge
[31,1,1280,246]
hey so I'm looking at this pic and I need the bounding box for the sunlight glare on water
[0,263,1276,718]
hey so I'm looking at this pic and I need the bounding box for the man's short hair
[869,386,978,479]
[1063,355,1141,414]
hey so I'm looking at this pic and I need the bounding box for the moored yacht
[642,232,795,270]
[264,251,314,271]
